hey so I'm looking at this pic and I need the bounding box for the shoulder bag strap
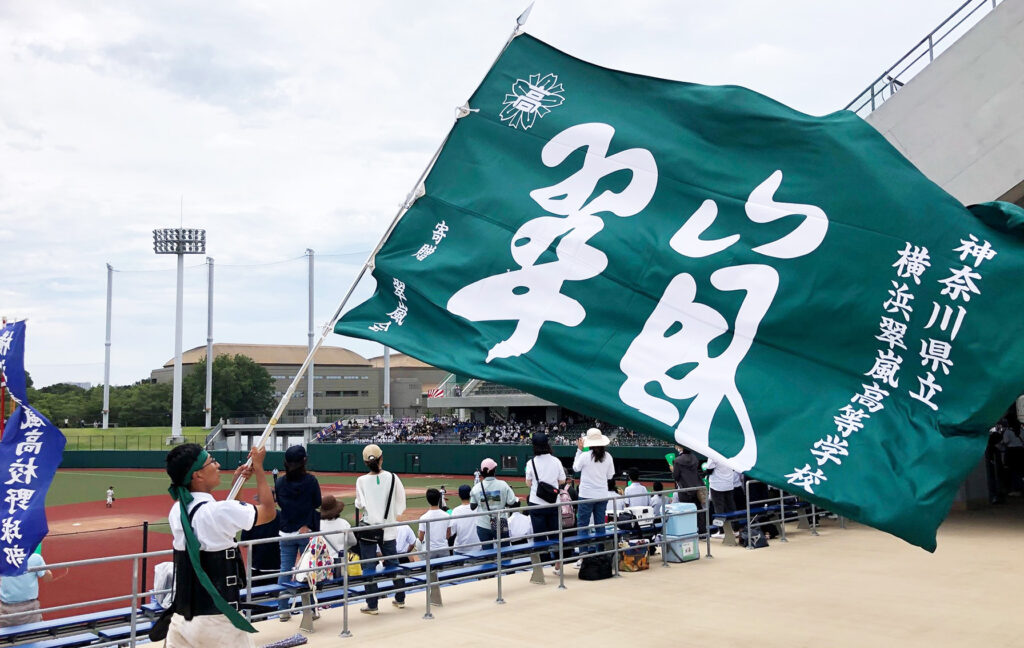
[531,457,550,490]
[383,473,396,520]
[187,501,207,524]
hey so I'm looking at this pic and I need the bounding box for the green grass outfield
[60,427,207,451]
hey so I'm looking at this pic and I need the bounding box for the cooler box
[665,502,699,563]
[665,533,700,563]
[664,502,697,536]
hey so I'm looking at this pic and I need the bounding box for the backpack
[558,490,575,529]
[295,536,333,603]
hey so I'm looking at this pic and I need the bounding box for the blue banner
[0,322,66,576]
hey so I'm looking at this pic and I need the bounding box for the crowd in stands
[316,413,669,447]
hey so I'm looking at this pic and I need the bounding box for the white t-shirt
[623,482,650,507]
[450,503,480,549]
[573,450,615,499]
[354,471,407,541]
[394,524,418,555]
[524,455,567,505]
[608,491,624,513]
[168,492,257,551]
[320,517,356,558]
[650,493,666,518]
[508,512,533,539]
[705,458,738,493]
[418,509,452,552]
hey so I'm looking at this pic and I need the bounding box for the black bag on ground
[577,554,613,580]
[738,525,769,549]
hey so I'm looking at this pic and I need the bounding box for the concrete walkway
[252,504,1024,648]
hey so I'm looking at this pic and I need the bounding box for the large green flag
[336,34,1024,550]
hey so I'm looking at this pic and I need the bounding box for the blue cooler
[664,502,699,563]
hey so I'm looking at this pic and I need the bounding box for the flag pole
[225,4,534,502]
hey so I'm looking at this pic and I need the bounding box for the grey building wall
[151,362,444,423]
[866,0,1024,206]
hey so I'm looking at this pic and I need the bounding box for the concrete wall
[866,0,1024,206]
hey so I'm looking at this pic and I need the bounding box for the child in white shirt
[418,488,452,558]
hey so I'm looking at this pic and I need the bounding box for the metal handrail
[844,0,1001,117]
[2,487,718,643]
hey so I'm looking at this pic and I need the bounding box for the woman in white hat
[572,428,615,536]
[354,444,407,615]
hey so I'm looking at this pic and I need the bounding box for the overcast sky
[0,0,972,388]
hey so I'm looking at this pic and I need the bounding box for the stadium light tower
[153,228,206,441]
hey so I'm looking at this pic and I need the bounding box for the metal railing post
[129,556,139,646]
[927,34,935,62]
[244,541,253,617]
[340,546,351,638]
[704,485,713,559]
[611,494,621,578]
[811,503,820,536]
[494,508,505,604]
[779,489,788,543]
[556,500,566,590]
[423,521,434,619]
[746,482,755,550]
[660,500,669,568]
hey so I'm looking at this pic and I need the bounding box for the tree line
[6,354,276,428]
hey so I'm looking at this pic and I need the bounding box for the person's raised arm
[247,446,276,525]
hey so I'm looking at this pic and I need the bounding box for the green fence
[59,444,674,475]
[307,443,674,476]
[62,435,208,451]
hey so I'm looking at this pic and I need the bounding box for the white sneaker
[571,560,583,569]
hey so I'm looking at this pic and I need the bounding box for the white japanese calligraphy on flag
[0,322,67,575]
[335,33,1024,551]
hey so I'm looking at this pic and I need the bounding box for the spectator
[607,478,625,515]
[239,493,281,582]
[650,482,666,519]
[470,458,518,549]
[524,432,566,566]
[450,485,479,551]
[565,476,579,505]
[706,457,741,536]
[354,444,407,614]
[672,446,705,503]
[573,428,615,538]
[508,505,533,542]
[393,524,418,563]
[0,545,53,626]
[275,445,322,622]
[623,468,650,507]
[417,488,452,559]
[1002,421,1024,495]
[319,495,355,568]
